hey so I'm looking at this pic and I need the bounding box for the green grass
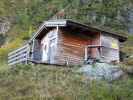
[0,64,132,100]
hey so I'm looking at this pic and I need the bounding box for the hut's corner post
[84,46,88,61]
[31,39,35,61]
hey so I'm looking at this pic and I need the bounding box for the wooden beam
[87,45,102,48]
[45,20,66,27]
[84,46,88,61]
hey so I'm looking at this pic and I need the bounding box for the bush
[0,38,23,62]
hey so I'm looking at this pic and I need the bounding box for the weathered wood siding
[31,39,42,61]
[37,27,119,65]
[40,29,58,64]
[55,29,100,65]
[89,33,100,58]
[100,34,119,62]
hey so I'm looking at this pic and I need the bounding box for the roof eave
[29,19,127,43]
[29,19,67,43]
[66,20,127,42]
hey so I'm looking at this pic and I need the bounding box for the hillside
[0,0,133,63]
[0,64,132,100]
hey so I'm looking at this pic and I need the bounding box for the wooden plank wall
[31,39,42,61]
[100,34,119,62]
[89,33,100,58]
[40,29,58,63]
[55,29,94,65]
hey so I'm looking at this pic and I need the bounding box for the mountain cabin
[8,19,127,65]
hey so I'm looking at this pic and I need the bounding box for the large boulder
[77,63,125,81]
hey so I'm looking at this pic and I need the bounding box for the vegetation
[121,35,133,65]
[63,0,133,33]
[0,1,132,99]
[0,64,132,100]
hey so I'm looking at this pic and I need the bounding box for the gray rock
[77,63,124,81]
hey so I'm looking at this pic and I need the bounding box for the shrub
[0,38,23,63]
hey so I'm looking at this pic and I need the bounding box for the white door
[42,43,48,62]
[41,33,49,62]
[48,38,56,64]
[41,30,58,63]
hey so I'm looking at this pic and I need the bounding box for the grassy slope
[0,64,132,100]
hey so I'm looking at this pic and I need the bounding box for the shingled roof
[30,19,127,42]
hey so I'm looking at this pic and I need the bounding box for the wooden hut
[8,19,127,65]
